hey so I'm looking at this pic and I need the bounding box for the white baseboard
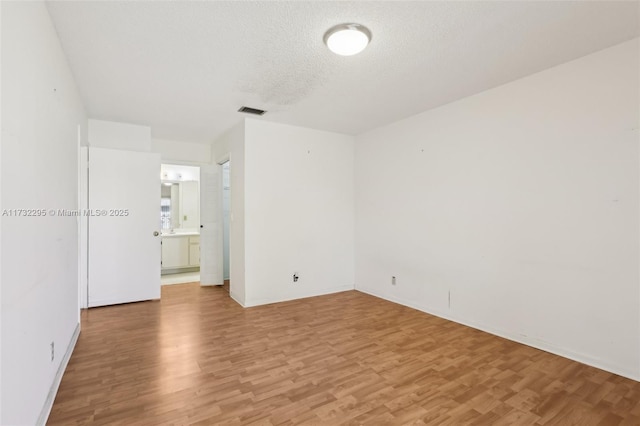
[37,322,80,426]
[356,287,640,382]
[229,291,246,307]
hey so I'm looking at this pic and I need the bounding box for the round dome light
[323,23,372,56]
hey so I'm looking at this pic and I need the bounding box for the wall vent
[238,106,266,115]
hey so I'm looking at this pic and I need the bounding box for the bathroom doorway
[160,163,201,285]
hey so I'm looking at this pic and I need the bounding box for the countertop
[161,232,200,238]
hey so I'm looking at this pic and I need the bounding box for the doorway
[159,163,201,285]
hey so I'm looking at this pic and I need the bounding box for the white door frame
[219,158,231,282]
[78,146,89,309]
[217,154,231,288]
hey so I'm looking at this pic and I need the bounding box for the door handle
[153,231,160,237]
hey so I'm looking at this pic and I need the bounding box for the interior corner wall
[355,38,640,380]
[213,123,246,305]
[1,1,87,424]
[243,119,355,307]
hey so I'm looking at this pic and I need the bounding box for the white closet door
[88,147,161,307]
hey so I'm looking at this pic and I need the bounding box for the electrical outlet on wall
[293,272,299,283]
[392,276,396,285]
[50,341,55,362]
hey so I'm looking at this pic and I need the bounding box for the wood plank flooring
[48,284,640,425]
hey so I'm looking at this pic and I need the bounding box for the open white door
[88,147,161,307]
[199,164,222,285]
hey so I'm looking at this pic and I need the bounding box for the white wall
[1,2,86,424]
[244,119,355,307]
[88,123,212,166]
[152,138,212,165]
[214,123,246,304]
[88,119,150,152]
[161,163,200,182]
[355,39,640,380]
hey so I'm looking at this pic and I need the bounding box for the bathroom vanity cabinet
[161,233,200,271]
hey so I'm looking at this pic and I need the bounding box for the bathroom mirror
[160,180,199,232]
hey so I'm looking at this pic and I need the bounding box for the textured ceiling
[46,1,639,144]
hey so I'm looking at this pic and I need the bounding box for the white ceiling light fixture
[324,23,372,56]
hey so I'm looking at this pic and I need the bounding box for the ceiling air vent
[238,106,266,116]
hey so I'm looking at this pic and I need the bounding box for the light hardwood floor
[48,284,640,425]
